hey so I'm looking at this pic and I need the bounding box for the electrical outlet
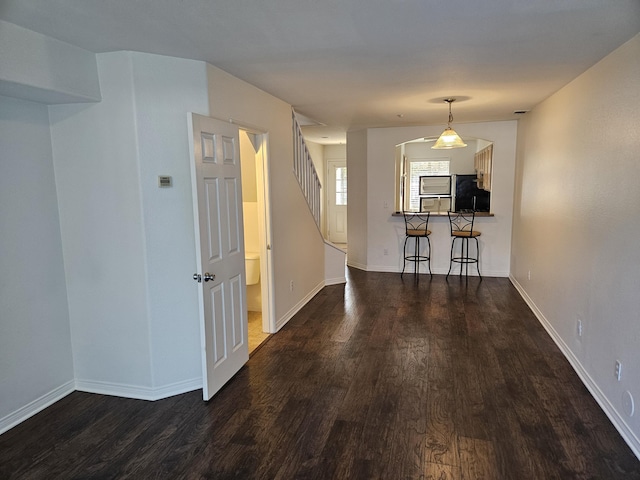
[383,201,389,209]
[527,270,531,281]
[576,318,583,338]
[289,280,294,292]
[384,248,388,256]
[615,360,622,381]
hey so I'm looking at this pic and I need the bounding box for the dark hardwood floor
[2,269,639,479]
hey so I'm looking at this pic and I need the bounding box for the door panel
[209,283,226,366]
[225,177,241,255]
[204,178,222,261]
[189,113,249,401]
[230,273,244,348]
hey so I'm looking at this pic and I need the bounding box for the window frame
[403,157,450,212]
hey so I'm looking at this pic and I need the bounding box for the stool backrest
[448,211,476,235]
[403,211,431,236]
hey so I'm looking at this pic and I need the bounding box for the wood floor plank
[458,435,498,480]
[1,270,639,479]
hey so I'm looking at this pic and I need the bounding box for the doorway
[239,130,274,352]
[326,159,347,245]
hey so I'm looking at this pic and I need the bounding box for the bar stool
[401,211,432,279]
[447,211,482,279]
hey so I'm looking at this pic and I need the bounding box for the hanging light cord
[446,99,454,126]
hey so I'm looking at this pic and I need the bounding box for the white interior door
[327,160,347,244]
[188,113,248,401]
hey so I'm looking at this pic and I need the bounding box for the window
[335,166,347,206]
[406,159,449,211]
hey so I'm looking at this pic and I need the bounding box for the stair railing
[292,110,322,229]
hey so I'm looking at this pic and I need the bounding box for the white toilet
[245,252,260,285]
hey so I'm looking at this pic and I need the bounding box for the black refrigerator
[454,174,490,212]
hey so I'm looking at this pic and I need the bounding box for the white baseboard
[509,275,640,460]
[346,260,367,271]
[347,260,508,278]
[324,276,346,286]
[276,280,325,332]
[0,380,75,435]
[364,264,399,273]
[75,377,201,401]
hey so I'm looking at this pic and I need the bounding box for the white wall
[240,131,259,203]
[349,121,517,276]
[346,130,368,269]
[0,22,356,428]
[50,52,154,390]
[206,65,325,330]
[3,43,326,410]
[324,144,347,161]
[129,52,210,390]
[0,95,74,432]
[0,20,100,104]
[512,34,640,454]
[49,51,209,397]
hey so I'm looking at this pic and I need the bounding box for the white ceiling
[1,0,639,144]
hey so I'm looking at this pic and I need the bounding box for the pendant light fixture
[432,98,467,149]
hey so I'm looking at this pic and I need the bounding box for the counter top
[392,211,494,217]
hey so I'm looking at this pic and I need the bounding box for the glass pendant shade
[432,126,467,149]
[431,98,467,149]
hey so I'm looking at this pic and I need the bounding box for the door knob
[193,273,202,283]
[203,272,215,282]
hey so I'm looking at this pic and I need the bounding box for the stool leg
[447,237,455,278]
[465,237,469,277]
[401,236,409,278]
[426,236,432,277]
[474,237,482,279]
[414,236,419,276]
[459,238,463,277]
[460,237,465,277]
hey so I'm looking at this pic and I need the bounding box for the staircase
[292,110,322,229]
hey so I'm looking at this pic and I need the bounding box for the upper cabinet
[474,144,493,192]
